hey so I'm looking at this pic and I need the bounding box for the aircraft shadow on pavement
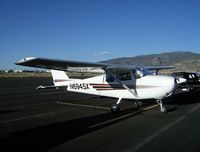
[165,92,200,112]
[0,110,17,115]
[0,107,143,152]
[167,92,200,105]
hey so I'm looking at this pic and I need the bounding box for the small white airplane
[16,57,186,113]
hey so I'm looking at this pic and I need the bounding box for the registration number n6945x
[69,83,90,90]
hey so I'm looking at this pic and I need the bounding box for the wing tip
[15,57,37,65]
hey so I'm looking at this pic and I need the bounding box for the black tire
[160,106,167,113]
[111,104,120,113]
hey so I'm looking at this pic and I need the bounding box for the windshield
[136,67,153,76]
[135,70,143,78]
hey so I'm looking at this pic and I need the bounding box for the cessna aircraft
[16,57,186,113]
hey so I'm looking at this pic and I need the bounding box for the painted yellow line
[57,102,159,112]
[0,110,71,124]
[56,101,110,110]
[142,104,159,111]
[89,112,137,129]
[89,104,159,129]
[132,103,200,151]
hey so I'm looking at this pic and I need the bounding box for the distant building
[67,67,104,73]
[14,70,23,73]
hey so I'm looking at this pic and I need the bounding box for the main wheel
[111,104,120,113]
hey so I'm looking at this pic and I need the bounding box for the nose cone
[139,75,176,99]
[158,76,176,97]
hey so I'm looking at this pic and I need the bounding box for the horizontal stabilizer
[36,85,67,90]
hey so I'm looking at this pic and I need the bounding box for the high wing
[15,57,110,70]
[144,66,175,71]
[142,66,175,75]
[15,57,175,71]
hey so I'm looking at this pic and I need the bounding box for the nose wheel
[156,99,167,113]
[160,106,167,113]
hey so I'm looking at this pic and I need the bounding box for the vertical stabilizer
[51,70,69,86]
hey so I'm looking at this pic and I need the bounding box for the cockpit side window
[116,72,132,81]
[105,70,132,82]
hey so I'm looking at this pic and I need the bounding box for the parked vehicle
[172,72,200,92]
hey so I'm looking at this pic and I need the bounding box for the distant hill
[101,51,200,72]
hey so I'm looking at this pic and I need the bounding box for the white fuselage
[57,74,175,100]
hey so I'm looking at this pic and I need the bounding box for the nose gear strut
[156,99,167,113]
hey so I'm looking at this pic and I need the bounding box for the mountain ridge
[101,51,200,72]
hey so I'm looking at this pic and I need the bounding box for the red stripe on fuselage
[89,83,134,90]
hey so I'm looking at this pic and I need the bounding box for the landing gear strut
[111,97,122,113]
[156,99,167,113]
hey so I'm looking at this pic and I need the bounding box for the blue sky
[1,0,200,69]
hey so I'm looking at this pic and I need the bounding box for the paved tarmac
[0,77,200,152]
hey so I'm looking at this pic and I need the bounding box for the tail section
[51,70,70,86]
